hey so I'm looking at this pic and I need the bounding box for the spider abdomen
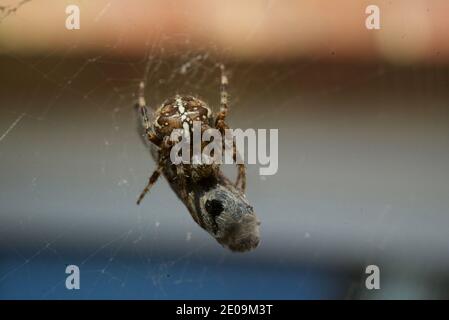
[153,95,213,138]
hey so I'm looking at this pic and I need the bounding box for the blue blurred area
[0,249,349,299]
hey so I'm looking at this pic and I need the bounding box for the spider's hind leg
[137,163,163,205]
[233,143,246,192]
[136,137,174,205]
[236,164,246,192]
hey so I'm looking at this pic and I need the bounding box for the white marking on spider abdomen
[176,97,185,114]
[175,97,190,137]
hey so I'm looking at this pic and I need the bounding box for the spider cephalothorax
[135,64,260,252]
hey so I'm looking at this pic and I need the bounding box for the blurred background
[1,0,449,299]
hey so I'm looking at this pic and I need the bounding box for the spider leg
[215,64,229,129]
[136,81,162,146]
[233,143,246,192]
[136,163,163,205]
[176,165,189,200]
[212,65,246,192]
[236,164,246,192]
[136,137,174,205]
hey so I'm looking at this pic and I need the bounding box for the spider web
[1,0,449,299]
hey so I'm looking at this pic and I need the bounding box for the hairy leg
[137,162,163,205]
[233,143,246,192]
[136,81,161,146]
[215,64,229,130]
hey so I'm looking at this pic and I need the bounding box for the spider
[135,64,260,252]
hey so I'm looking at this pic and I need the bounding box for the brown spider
[135,64,260,252]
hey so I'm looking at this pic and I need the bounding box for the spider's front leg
[214,64,246,193]
[135,81,166,205]
[136,81,162,147]
[215,64,229,131]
